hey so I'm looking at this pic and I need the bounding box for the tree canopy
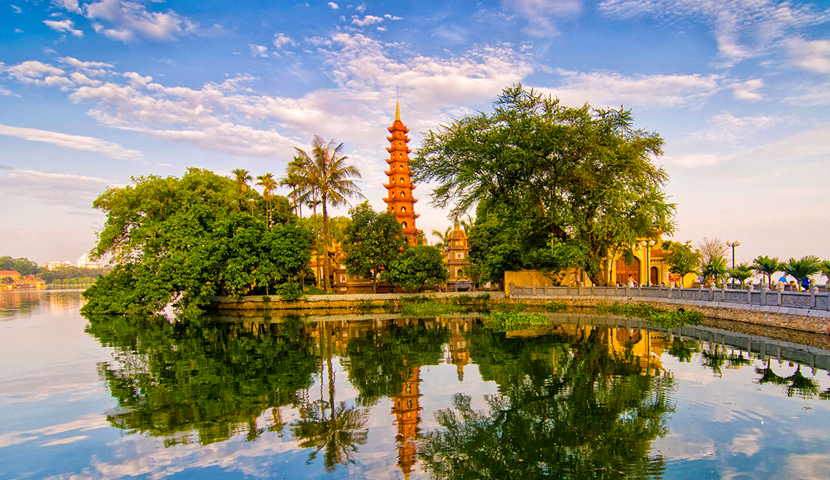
[412,85,675,284]
[343,203,405,293]
[384,245,449,292]
[82,168,311,315]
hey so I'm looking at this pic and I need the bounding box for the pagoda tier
[384,101,420,245]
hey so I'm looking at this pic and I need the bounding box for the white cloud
[58,57,113,77]
[598,0,829,67]
[53,0,82,14]
[546,69,721,108]
[352,15,384,27]
[729,78,763,101]
[5,61,66,84]
[3,36,532,162]
[0,123,144,161]
[249,43,269,57]
[502,0,583,37]
[327,2,339,9]
[43,19,84,37]
[786,38,830,74]
[11,5,22,14]
[84,0,195,43]
[0,168,114,209]
[786,82,830,106]
[272,33,296,49]
[665,122,830,169]
[690,112,779,144]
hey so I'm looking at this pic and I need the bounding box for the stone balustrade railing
[508,284,830,312]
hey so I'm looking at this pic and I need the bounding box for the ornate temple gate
[615,257,640,285]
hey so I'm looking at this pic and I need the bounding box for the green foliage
[821,260,830,286]
[84,314,318,445]
[728,263,754,288]
[782,256,821,291]
[413,84,675,284]
[343,203,405,293]
[484,311,549,332]
[752,255,782,288]
[81,168,311,315]
[595,302,703,328]
[701,255,728,286]
[399,297,466,317]
[384,245,449,292]
[543,301,567,312]
[663,240,700,279]
[276,282,303,302]
[38,267,104,284]
[294,135,364,292]
[0,256,40,275]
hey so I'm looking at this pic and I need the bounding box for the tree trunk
[322,195,332,292]
[312,199,322,289]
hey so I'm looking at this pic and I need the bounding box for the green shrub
[543,302,567,313]
[595,302,702,328]
[276,283,303,302]
[485,311,550,332]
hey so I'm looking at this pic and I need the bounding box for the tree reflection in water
[420,325,674,479]
[85,314,318,446]
[292,321,369,472]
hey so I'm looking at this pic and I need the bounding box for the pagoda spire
[383,101,420,245]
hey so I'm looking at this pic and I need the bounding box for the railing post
[509,282,514,298]
[668,284,673,299]
[810,285,818,308]
[747,284,753,305]
[532,282,537,296]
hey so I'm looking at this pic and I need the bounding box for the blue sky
[1,0,829,266]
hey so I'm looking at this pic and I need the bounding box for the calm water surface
[1,290,830,479]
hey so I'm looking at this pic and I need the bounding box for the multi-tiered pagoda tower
[383,101,420,245]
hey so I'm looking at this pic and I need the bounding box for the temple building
[383,101,420,246]
[445,222,470,287]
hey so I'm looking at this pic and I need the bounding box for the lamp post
[726,240,740,289]
[640,239,656,286]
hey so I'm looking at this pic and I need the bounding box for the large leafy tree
[82,168,311,315]
[384,245,449,292]
[295,136,363,292]
[343,203,405,293]
[412,85,675,285]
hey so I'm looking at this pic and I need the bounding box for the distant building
[0,270,21,280]
[46,261,73,271]
[77,253,100,269]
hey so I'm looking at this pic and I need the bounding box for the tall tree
[256,173,277,230]
[295,135,363,292]
[752,255,781,288]
[412,84,674,285]
[231,168,252,193]
[343,203,405,293]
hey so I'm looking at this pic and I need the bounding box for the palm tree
[295,136,363,291]
[752,255,781,288]
[701,256,728,287]
[781,255,821,291]
[820,260,830,292]
[256,173,277,230]
[728,263,754,289]
[431,226,452,250]
[232,168,252,194]
[281,156,312,218]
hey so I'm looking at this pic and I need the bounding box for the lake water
[1,290,830,479]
